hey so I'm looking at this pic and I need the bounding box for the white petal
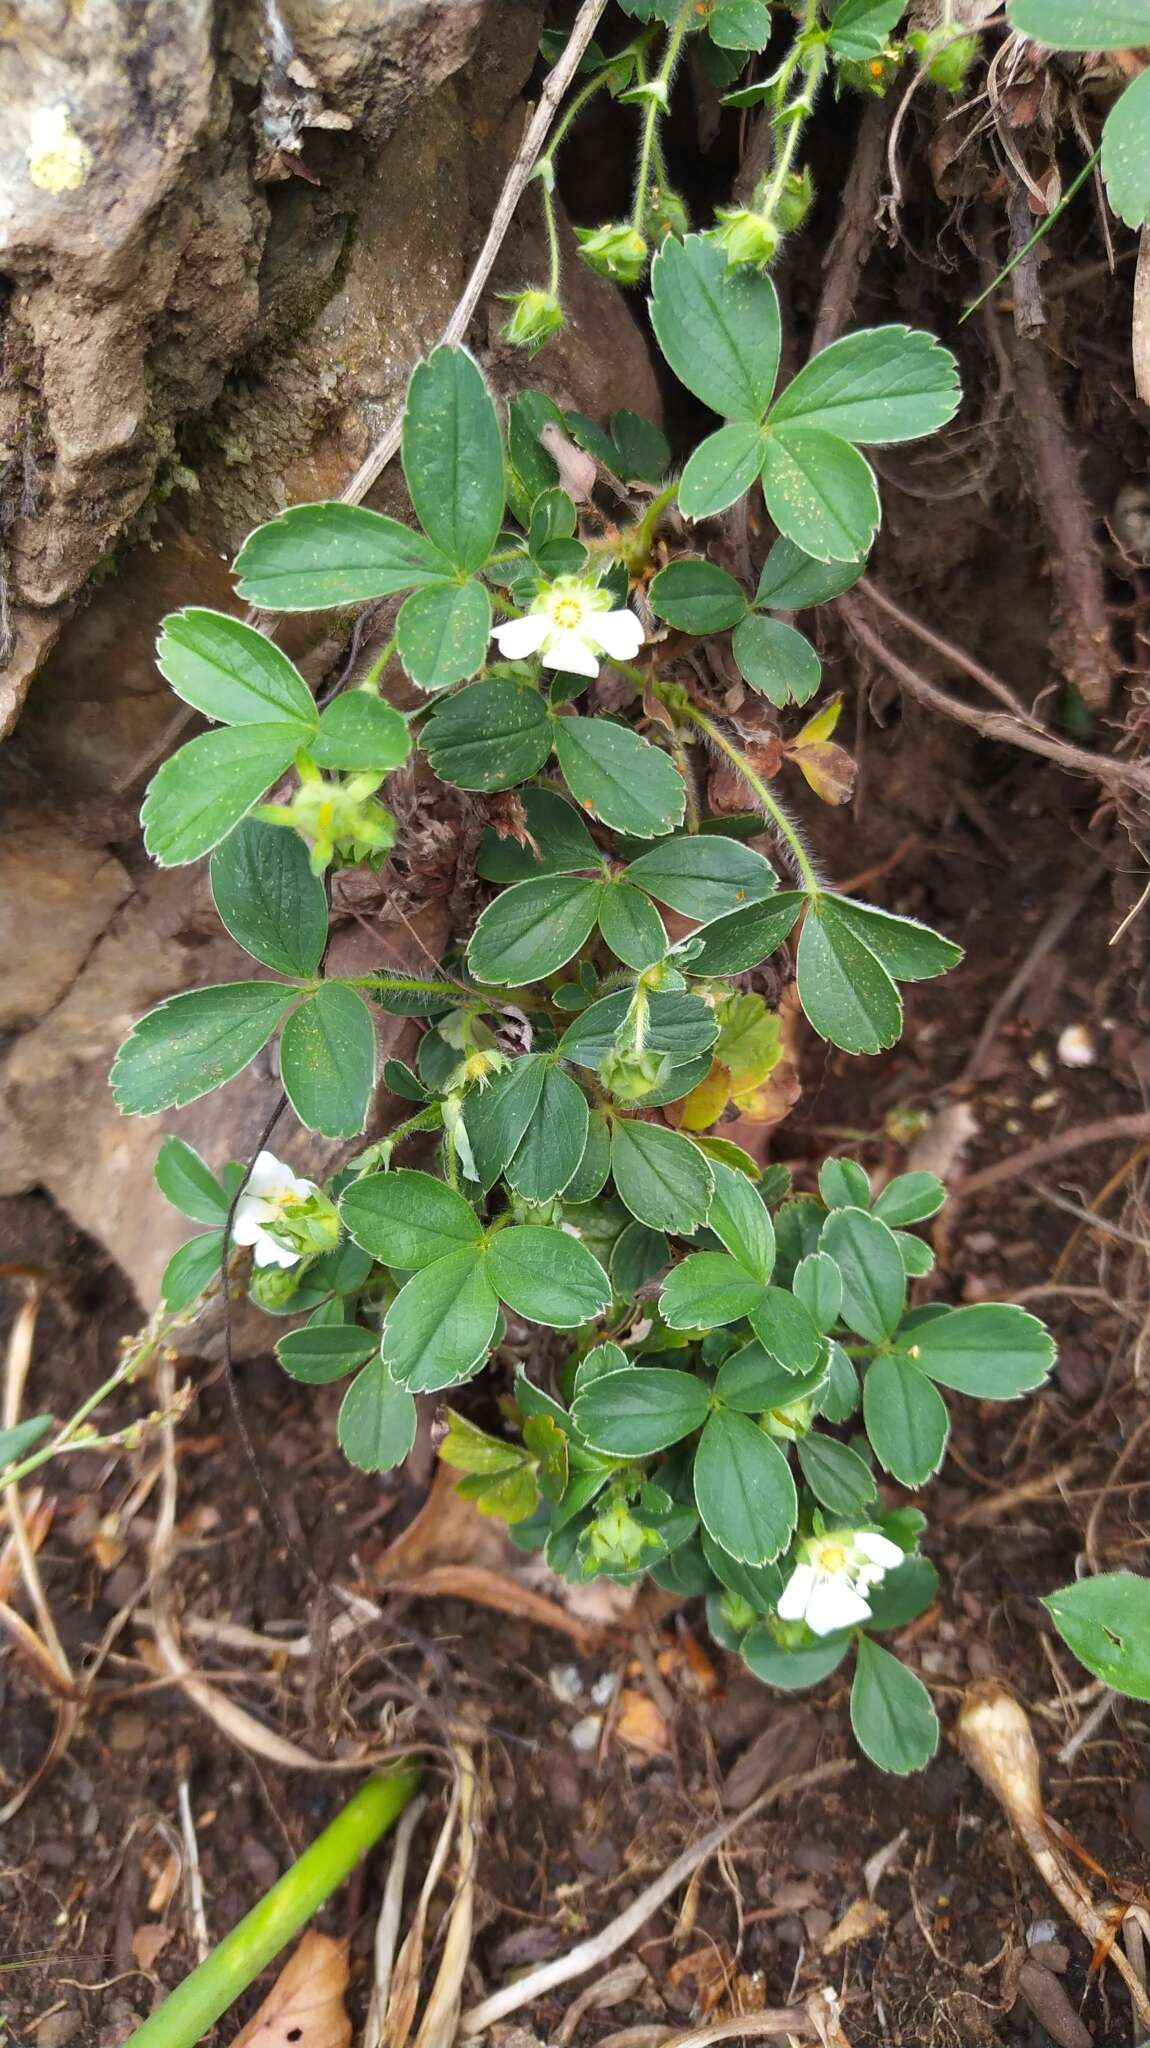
[541,630,600,677]
[592,608,644,661]
[286,1172,317,1201]
[247,1151,287,1196]
[776,1563,815,1622]
[493,614,549,660]
[805,1578,871,1637]
[252,1231,300,1269]
[854,1532,905,1571]
[232,1196,272,1245]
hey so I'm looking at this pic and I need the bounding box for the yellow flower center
[551,596,584,630]
[814,1541,848,1574]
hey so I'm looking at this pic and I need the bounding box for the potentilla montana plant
[109,228,1056,1778]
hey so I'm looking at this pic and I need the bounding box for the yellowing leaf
[670,1062,733,1131]
[793,690,844,746]
[228,1932,350,2048]
[715,993,782,1092]
[438,1409,522,1476]
[791,738,856,806]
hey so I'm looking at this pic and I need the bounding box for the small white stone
[548,1664,584,1706]
[568,1713,602,1752]
[1057,1023,1096,1068]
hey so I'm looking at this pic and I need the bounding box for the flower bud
[256,772,396,875]
[761,1395,815,1443]
[908,28,979,94]
[774,166,814,233]
[718,1590,757,1637]
[585,1501,653,1571]
[641,182,690,244]
[499,287,565,357]
[598,1045,673,1102]
[707,206,778,274]
[574,222,649,285]
[249,1262,309,1310]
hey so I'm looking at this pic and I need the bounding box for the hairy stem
[671,697,820,894]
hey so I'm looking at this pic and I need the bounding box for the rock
[0,816,131,1030]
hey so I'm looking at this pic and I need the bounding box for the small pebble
[548,1664,584,1706]
[569,1714,602,1753]
[1057,1023,1095,1068]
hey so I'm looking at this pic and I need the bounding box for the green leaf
[598,880,666,970]
[851,1636,939,1775]
[142,724,303,866]
[0,1414,55,1470]
[689,892,804,974]
[716,1343,829,1414]
[748,1287,823,1373]
[1007,1,1150,51]
[233,502,451,609]
[610,1220,669,1294]
[649,234,781,421]
[112,982,296,1115]
[679,422,767,519]
[383,1245,500,1391]
[395,579,491,690]
[280,983,376,1137]
[707,1159,775,1281]
[1102,71,1150,229]
[560,989,718,1069]
[552,717,685,837]
[828,0,906,57]
[564,1109,613,1203]
[694,1408,798,1563]
[743,1625,851,1690]
[796,899,902,1054]
[792,1251,842,1331]
[383,1058,426,1103]
[505,1064,590,1201]
[731,614,822,707]
[895,1231,934,1277]
[770,327,960,445]
[468,874,603,985]
[863,1354,949,1485]
[660,1252,766,1329]
[477,788,601,882]
[627,834,777,923]
[486,1225,611,1327]
[754,535,867,610]
[865,1556,939,1632]
[1042,1574,1150,1701]
[903,1302,1056,1397]
[154,1136,230,1226]
[826,895,961,979]
[820,1207,906,1342]
[462,1057,548,1191]
[573,1366,711,1454]
[210,818,328,976]
[276,1324,378,1383]
[648,558,748,632]
[422,679,552,791]
[797,1433,876,1515]
[338,1358,418,1471]
[574,1341,631,1397]
[341,1168,482,1269]
[872,1172,946,1227]
[402,345,504,572]
[309,693,412,773]
[611,409,672,482]
[610,1119,714,1232]
[760,427,879,564]
[708,0,771,48]
[156,609,318,729]
[703,1533,784,1612]
[161,1230,225,1311]
[818,1341,860,1422]
[823,1161,870,1212]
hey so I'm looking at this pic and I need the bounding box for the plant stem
[358,635,396,695]
[124,1769,419,2048]
[631,4,693,234]
[759,1,826,226]
[0,1300,183,1497]
[959,146,1102,323]
[541,178,563,297]
[673,698,820,894]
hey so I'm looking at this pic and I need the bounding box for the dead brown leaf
[132,1923,174,1973]
[821,1899,888,1956]
[228,1932,351,2048]
[615,1688,672,1759]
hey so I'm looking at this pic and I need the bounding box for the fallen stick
[951,1114,1150,1203]
[459,1759,853,2034]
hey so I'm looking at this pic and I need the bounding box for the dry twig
[459,1759,853,2033]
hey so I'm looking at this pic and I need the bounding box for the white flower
[777,1529,905,1638]
[232,1150,318,1269]
[492,575,644,679]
